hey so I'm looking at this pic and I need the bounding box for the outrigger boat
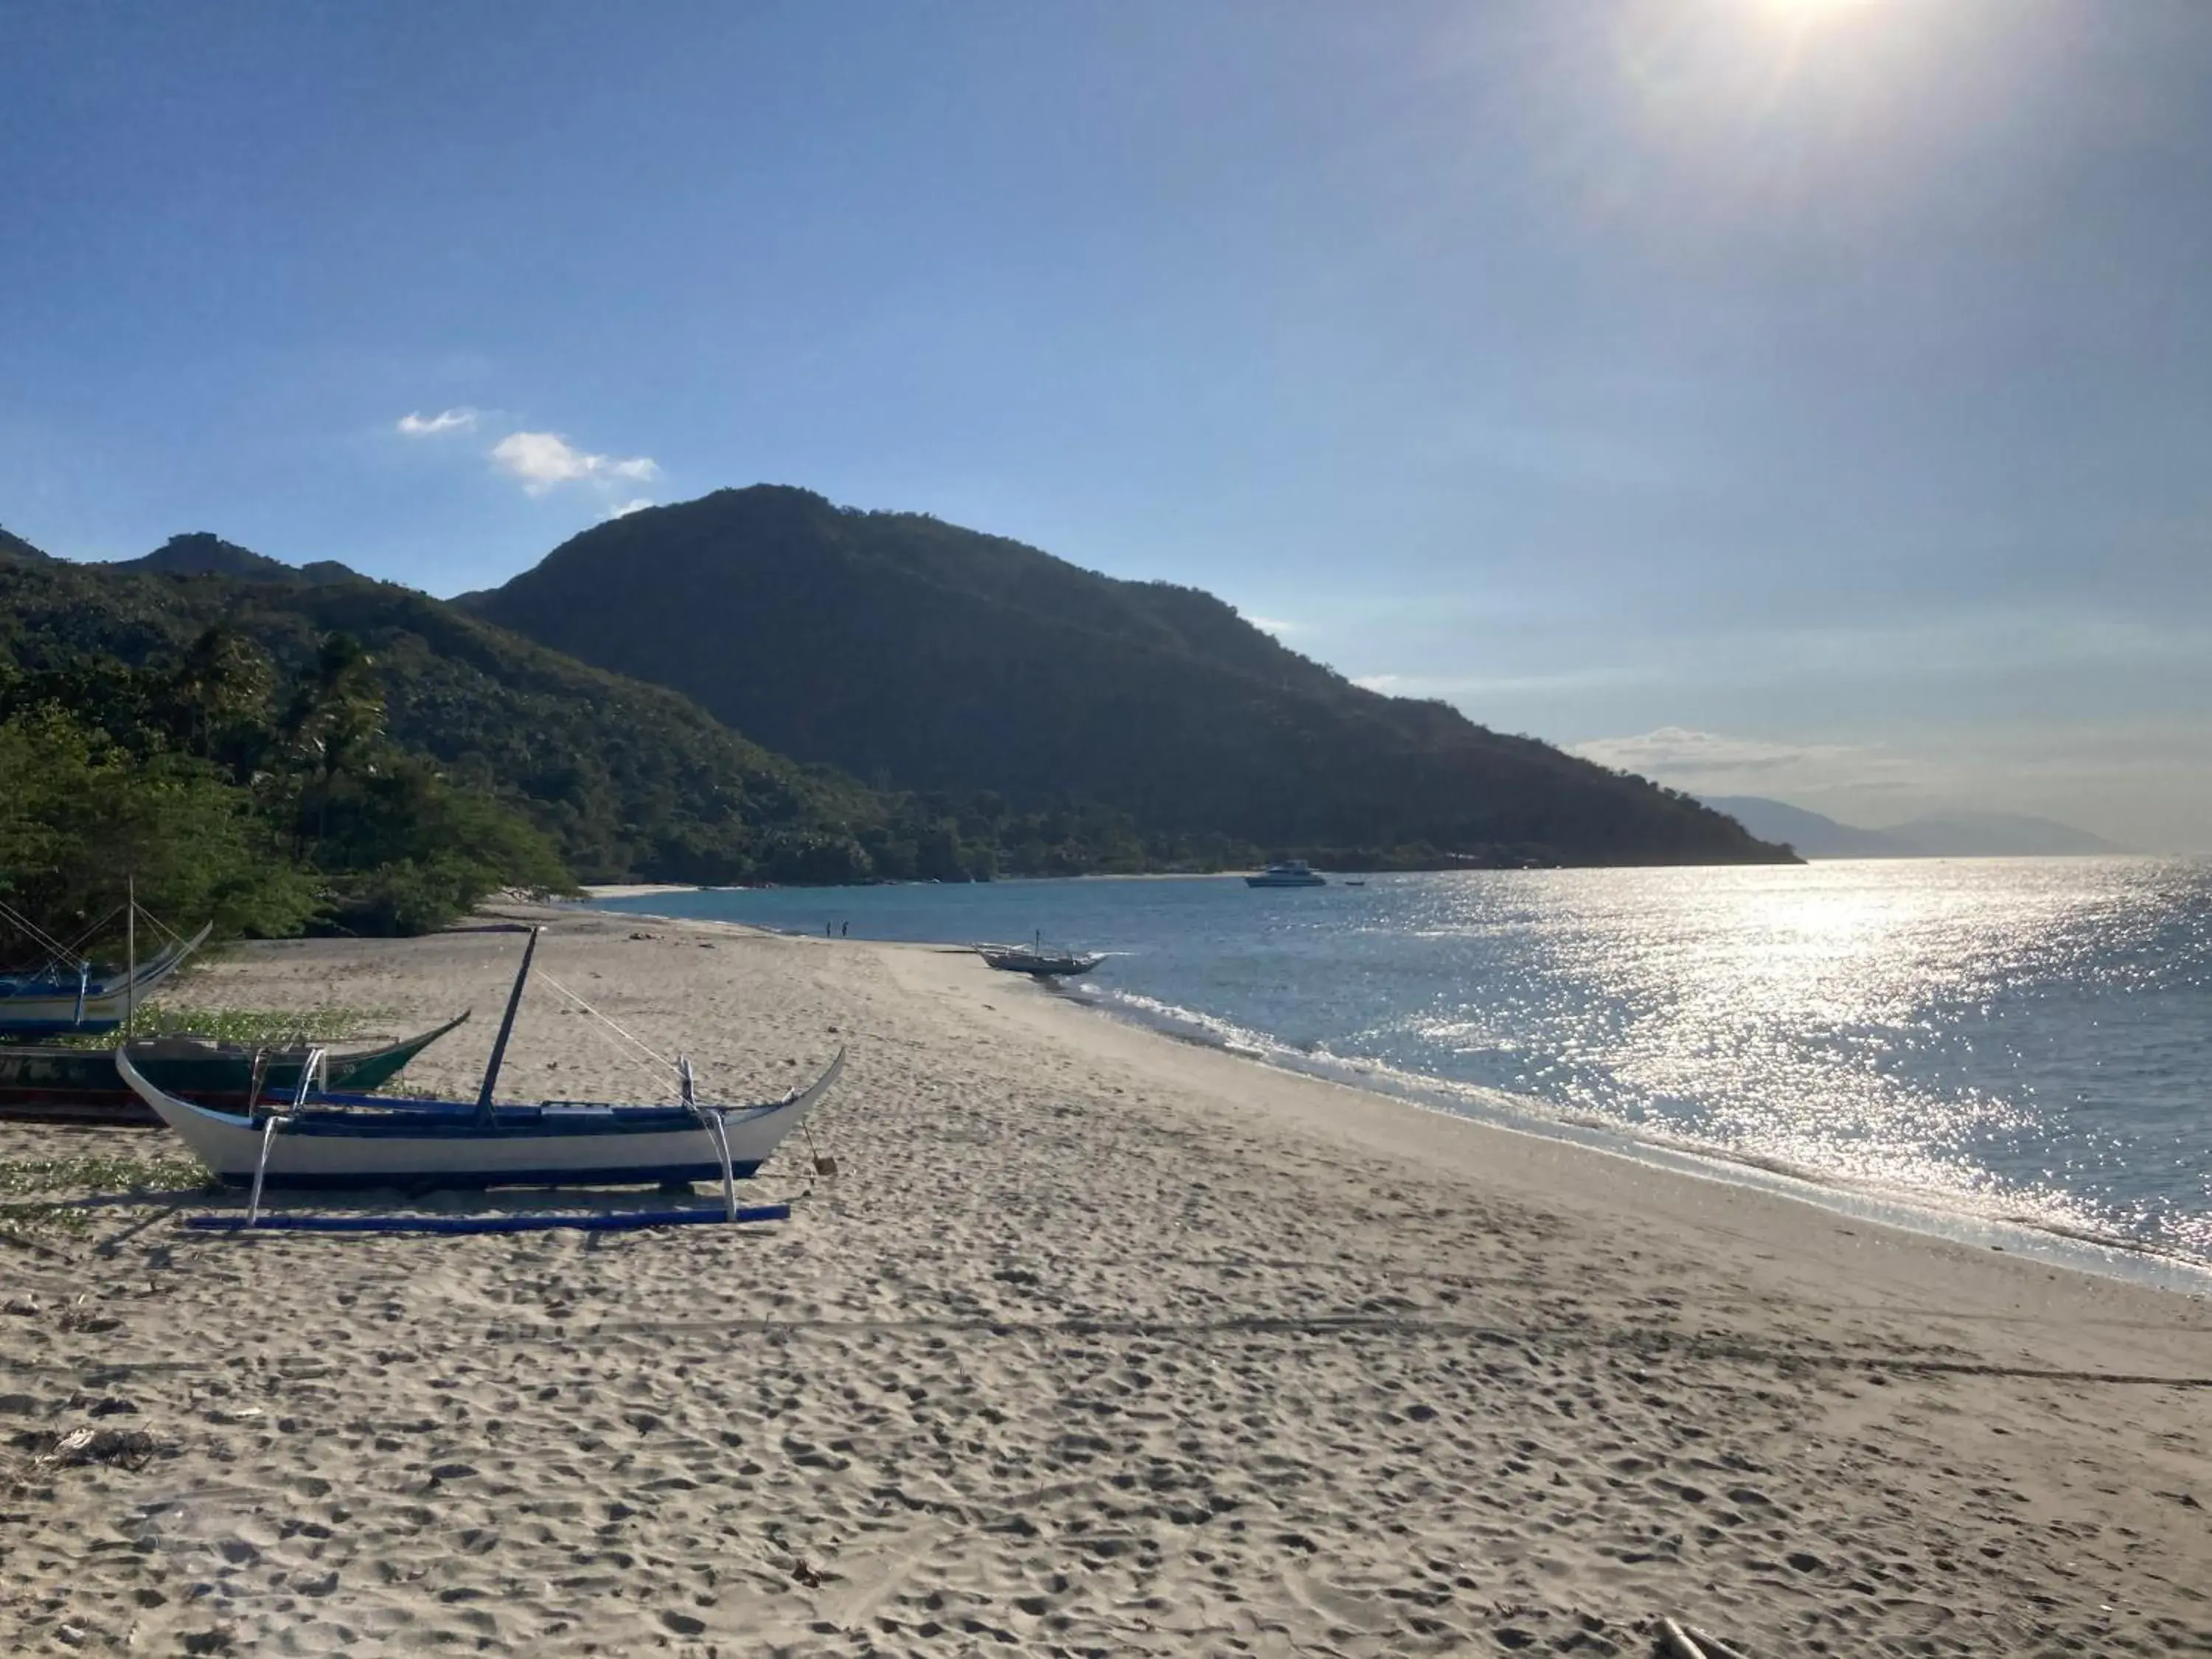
[0,1012,471,1127]
[114,928,844,1196]
[0,922,212,1034]
[976,933,1102,978]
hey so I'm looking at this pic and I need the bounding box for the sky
[3,0,2208,849]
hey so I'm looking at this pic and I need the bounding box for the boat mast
[124,875,136,1039]
[475,925,542,1124]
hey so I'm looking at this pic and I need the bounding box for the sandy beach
[3,905,2209,1658]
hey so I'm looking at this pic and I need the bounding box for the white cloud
[395,407,479,437]
[1568,726,1931,802]
[603,498,654,520]
[1572,726,1837,779]
[1247,616,1301,639]
[490,431,658,495]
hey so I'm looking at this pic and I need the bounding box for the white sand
[3,905,2209,1656]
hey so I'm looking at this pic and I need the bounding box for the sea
[589,858,2212,1288]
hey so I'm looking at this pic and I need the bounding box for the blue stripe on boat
[212,1160,768,1192]
[186,1203,792,1234]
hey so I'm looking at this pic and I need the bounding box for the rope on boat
[0,897,80,966]
[536,969,680,1084]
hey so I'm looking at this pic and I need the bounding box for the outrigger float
[115,927,844,1233]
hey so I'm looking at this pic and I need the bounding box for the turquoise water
[592,860,2212,1270]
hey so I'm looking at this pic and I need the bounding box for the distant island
[1703,796,2125,860]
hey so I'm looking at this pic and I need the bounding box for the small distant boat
[0,922,213,1034]
[976,935,1102,978]
[1245,860,1327,888]
[0,1012,472,1127]
[1344,880,1368,888]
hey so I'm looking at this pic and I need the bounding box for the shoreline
[1054,978,2212,1295]
[581,894,2212,1295]
[894,938,2212,1312]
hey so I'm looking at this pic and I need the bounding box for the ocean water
[591,859,2212,1276]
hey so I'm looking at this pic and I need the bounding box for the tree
[0,707,318,959]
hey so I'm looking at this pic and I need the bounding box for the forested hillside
[468,487,1790,868]
[0,532,1241,951]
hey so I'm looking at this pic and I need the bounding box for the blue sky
[4,1,2208,847]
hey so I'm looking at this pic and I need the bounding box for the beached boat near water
[1245,860,1326,888]
[112,928,844,1192]
[976,934,1102,977]
[0,923,213,1035]
[0,1011,471,1127]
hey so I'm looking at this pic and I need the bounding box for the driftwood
[1659,1618,1708,1659]
[1688,1628,1753,1659]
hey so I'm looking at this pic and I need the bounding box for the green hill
[0,526,53,563]
[467,486,1791,867]
[0,554,906,891]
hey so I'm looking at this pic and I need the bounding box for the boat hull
[978,950,1099,977]
[114,1046,844,1191]
[0,1012,472,1127]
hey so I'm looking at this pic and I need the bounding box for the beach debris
[57,1296,122,1334]
[1658,1617,1708,1659]
[4,1295,37,1315]
[12,1423,168,1471]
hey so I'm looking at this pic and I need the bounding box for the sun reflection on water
[1379,860,2212,1260]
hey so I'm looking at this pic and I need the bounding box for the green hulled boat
[0,1011,471,1127]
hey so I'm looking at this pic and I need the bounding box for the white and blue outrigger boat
[115,927,844,1203]
[0,918,212,1035]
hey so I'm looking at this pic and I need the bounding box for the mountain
[1882,810,2125,858]
[1701,797,1916,858]
[466,486,1792,868]
[1702,796,2124,859]
[109,531,360,585]
[0,526,52,563]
